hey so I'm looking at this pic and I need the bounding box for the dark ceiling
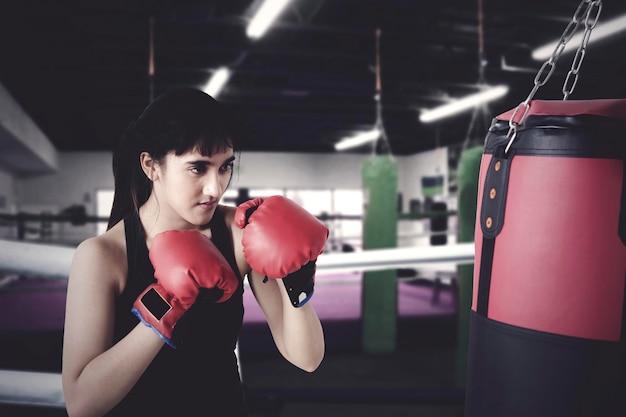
[1,0,626,157]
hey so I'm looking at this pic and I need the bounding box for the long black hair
[107,88,240,230]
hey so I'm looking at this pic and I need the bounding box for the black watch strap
[282,261,316,307]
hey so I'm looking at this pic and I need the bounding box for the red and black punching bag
[465,99,626,417]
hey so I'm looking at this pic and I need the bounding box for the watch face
[141,288,171,320]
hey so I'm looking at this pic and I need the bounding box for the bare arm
[248,269,325,372]
[224,204,325,372]
[62,236,164,417]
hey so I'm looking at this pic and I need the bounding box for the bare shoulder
[71,221,127,294]
[75,221,125,260]
[219,204,249,274]
[220,205,242,242]
[220,204,237,223]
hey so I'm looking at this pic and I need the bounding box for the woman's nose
[202,172,221,196]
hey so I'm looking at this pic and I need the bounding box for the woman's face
[153,145,235,227]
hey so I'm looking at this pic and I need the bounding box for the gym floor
[0,271,464,417]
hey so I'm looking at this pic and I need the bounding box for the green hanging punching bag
[361,152,399,353]
[454,145,483,387]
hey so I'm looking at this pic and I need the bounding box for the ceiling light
[247,0,292,40]
[419,85,509,124]
[334,128,381,151]
[532,13,626,60]
[202,67,231,98]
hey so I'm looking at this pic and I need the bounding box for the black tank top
[107,206,247,416]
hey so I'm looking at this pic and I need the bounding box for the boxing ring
[0,238,474,411]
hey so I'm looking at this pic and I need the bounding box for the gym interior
[0,1,625,416]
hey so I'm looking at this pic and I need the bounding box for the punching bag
[362,153,399,353]
[465,99,626,417]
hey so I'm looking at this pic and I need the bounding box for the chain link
[562,1,602,98]
[504,0,602,154]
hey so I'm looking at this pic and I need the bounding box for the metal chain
[562,1,602,99]
[504,0,602,154]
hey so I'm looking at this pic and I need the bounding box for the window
[96,189,114,236]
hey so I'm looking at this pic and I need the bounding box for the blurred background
[1,1,625,416]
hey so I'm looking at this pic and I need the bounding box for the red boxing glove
[234,196,329,307]
[132,230,239,348]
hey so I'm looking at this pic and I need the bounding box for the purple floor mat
[0,273,457,356]
[0,278,68,332]
[243,272,456,323]
[0,273,456,331]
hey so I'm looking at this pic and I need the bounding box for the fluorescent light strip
[334,128,381,151]
[419,85,509,124]
[202,67,231,98]
[532,13,626,60]
[247,0,292,40]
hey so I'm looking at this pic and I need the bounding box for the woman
[62,88,326,417]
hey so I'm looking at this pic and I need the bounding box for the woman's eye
[220,162,234,173]
[190,166,206,174]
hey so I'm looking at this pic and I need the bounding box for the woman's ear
[139,152,158,181]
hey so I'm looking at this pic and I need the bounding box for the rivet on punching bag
[465,99,626,417]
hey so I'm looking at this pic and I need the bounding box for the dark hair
[107,88,239,229]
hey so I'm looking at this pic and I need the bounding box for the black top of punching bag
[486,99,626,158]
